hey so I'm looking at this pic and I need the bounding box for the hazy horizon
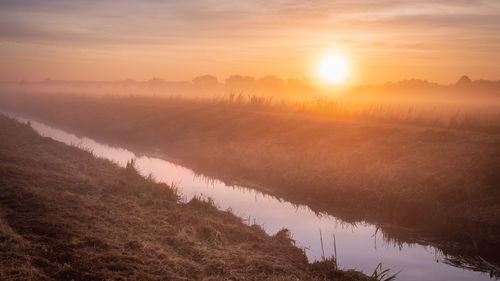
[2,73,498,86]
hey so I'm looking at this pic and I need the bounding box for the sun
[317,52,350,85]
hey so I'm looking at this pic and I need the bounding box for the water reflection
[11,115,496,281]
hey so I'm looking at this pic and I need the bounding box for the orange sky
[0,0,499,84]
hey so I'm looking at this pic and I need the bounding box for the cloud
[0,0,499,82]
[1,0,498,47]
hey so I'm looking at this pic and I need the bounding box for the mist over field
[1,1,500,281]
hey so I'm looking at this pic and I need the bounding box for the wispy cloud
[0,0,499,82]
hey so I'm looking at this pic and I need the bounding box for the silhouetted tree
[257,75,285,94]
[192,75,219,88]
[225,75,256,92]
[456,75,472,86]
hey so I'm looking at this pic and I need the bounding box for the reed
[370,263,400,281]
[1,91,499,268]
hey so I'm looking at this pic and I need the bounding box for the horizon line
[2,75,499,87]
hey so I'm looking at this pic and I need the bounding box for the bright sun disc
[317,53,350,85]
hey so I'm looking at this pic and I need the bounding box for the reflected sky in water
[11,115,494,281]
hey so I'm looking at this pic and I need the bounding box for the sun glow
[317,53,350,85]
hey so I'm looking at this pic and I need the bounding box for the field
[2,0,500,280]
[0,115,373,281]
[2,92,500,269]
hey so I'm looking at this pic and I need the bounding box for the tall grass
[319,229,339,270]
[2,91,500,133]
[179,93,500,133]
[370,263,400,281]
[319,229,400,280]
[1,91,499,270]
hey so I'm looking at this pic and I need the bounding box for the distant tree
[147,78,166,85]
[192,75,219,88]
[258,75,284,87]
[456,75,472,86]
[257,75,285,94]
[145,78,167,90]
[225,75,256,92]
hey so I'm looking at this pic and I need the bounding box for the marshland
[1,114,380,281]
[2,0,500,280]
[1,79,499,280]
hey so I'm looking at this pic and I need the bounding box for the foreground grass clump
[0,115,371,281]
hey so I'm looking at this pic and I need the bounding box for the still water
[11,115,495,281]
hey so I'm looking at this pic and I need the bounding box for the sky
[0,0,499,84]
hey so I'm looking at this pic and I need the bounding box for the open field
[0,115,373,281]
[2,92,499,268]
[2,0,500,279]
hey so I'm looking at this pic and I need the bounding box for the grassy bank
[1,92,500,266]
[0,115,372,281]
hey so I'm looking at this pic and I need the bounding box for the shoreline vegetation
[0,115,374,280]
[1,92,500,273]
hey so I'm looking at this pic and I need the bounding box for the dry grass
[1,92,500,267]
[0,115,371,281]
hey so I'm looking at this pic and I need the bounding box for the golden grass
[0,115,371,281]
[1,92,499,268]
